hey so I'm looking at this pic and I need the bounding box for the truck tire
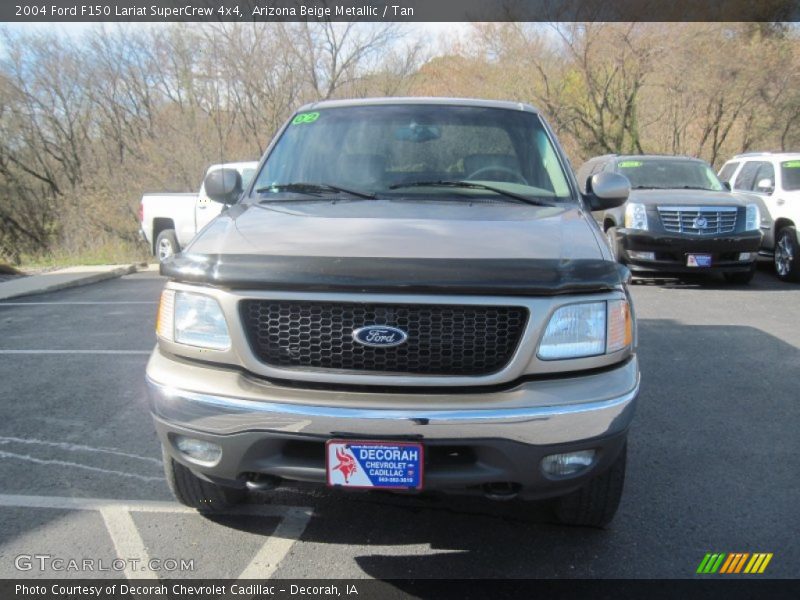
[155,229,180,262]
[553,444,626,528]
[724,265,756,285]
[774,226,800,282]
[163,446,246,512]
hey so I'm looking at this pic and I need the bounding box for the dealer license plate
[687,254,712,267]
[326,440,424,490]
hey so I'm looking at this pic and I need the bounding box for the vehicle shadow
[203,319,800,579]
[210,487,607,578]
[630,260,791,291]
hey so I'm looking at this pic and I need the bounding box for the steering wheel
[466,166,529,185]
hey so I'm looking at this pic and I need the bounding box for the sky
[0,21,472,59]
[4,21,471,39]
[0,21,476,66]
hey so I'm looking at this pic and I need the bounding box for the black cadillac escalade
[577,155,765,284]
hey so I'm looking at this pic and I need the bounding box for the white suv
[719,152,800,282]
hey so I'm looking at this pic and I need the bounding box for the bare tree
[290,21,407,100]
[1,21,798,264]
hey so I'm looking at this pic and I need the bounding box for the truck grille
[657,206,738,234]
[240,300,528,376]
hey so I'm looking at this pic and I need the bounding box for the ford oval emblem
[352,325,408,348]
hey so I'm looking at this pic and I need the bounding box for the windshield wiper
[680,185,715,191]
[256,182,376,200]
[631,185,666,190]
[388,180,556,207]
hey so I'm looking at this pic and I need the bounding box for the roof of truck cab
[206,161,258,173]
[297,97,541,114]
[614,154,707,163]
[732,151,800,159]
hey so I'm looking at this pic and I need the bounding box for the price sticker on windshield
[618,161,643,168]
[292,112,320,125]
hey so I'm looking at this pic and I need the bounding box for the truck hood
[164,200,628,296]
[185,199,601,260]
[629,189,750,206]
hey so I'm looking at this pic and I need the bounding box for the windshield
[781,161,800,191]
[251,104,573,202]
[616,159,725,191]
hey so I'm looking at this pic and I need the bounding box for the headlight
[745,204,760,231]
[156,290,231,350]
[624,202,648,230]
[538,300,632,360]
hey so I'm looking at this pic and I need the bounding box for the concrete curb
[0,264,139,301]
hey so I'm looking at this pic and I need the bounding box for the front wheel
[155,229,180,262]
[553,444,627,528]
[774,226,800,282]
[163,446,246,512]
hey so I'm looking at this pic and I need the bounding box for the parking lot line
[100,506,159,580]
[0,493,313,520]
[0,350,151,355]
[239,506,314,579]
[0,494,313,580]
[0,494,202,513]
[0,436,163,466]
[0,451,164,482]
[0,302,157,306]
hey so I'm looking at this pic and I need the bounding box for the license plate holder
[326,440,424,490]
[687,253,712,267]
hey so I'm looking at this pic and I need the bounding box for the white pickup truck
[140,161,258,261]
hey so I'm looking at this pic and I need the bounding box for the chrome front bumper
[146,348,640,447]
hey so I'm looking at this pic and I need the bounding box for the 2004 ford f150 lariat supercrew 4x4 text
[146,98,640,527]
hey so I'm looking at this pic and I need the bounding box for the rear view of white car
[140,161,258,261]
[719,152,800,281]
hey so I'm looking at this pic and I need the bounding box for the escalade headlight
[538,300,632,360]
[624,202,648,230]
[745,204,760,231]
[156,290,231,350]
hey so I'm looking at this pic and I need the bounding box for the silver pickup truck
[139,161,257,261]
[147,98,640,527]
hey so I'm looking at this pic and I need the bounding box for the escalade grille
[657,206,738,234]
[240,300,528,376]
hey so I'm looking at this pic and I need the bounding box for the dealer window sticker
[618,160,643,168]
[292,112,320,125]
[782,160,800,168]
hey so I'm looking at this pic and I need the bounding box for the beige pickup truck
[147,97,640,527]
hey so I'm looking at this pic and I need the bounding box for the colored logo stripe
[697,553,773,574]
[697,553,726,573]
[720,553,749,573]
[744,553,773,574]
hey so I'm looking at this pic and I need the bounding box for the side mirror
[756,178,774,194]
[722,181,731,191]
[585,172,630,210]
[204,168,243,204]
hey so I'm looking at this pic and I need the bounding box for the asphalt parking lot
[0,266,797,580]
